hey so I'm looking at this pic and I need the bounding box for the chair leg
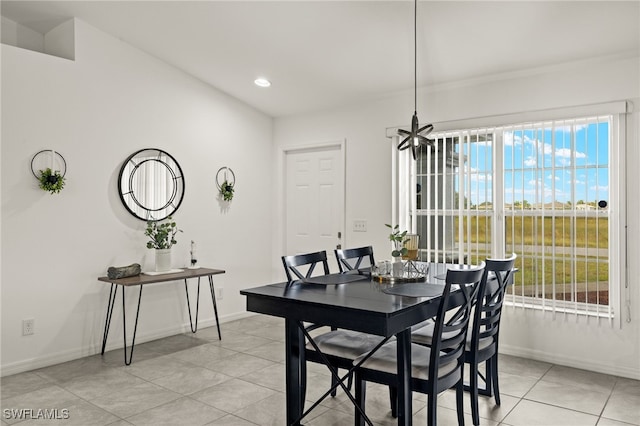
[388,385,398,418]
[355,373,366,426]
[427,391,438,426]
[456,379,466,426]
[491,355,501,406]
[301,357,307,404]
[331,369,338,397]
[470,360,480,426]
[484,358,493,396]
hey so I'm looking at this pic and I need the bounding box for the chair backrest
[334,246,375,273]
[281,251,330,283]
[468,253,517,355]
[429,263,485,391]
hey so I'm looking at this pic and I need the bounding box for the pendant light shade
[397,0,434,160]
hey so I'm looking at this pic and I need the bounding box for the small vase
[392,257,405,278]
[155,249,172,272]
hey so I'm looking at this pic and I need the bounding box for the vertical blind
[392,112,624,323]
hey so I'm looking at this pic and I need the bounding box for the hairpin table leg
[209,275,221,340]
[101,284,118,355]
[185,277,202,333]
[122,285,143,366]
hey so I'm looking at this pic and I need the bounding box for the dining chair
[334,246,375,273]
[281,251,385,399]
[353,263,485,426]
[411,254,517,426]
[464,254,516,425]
[282,250,330,283]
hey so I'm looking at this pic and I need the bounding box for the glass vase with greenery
[385,224,409,258]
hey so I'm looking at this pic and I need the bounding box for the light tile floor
[1,315,639,425]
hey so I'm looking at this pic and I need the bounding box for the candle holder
[189,240,198,269]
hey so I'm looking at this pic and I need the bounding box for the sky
[457,119,610,206]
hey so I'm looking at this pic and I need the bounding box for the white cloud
[556,147,586,159]
[519,134,587,162]
[504,132,521,147]
[471,174,492,182]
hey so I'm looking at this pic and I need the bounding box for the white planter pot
[155,249,172,272]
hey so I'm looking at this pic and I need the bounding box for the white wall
[273,55,640,379]
[1,19,274,375]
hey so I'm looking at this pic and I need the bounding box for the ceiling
[2,1,639,117]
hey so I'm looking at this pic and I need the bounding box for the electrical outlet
[217,286,224,300]
[353,219,367,232]
[22,319,34,336]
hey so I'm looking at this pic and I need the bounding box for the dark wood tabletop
[241,276,455,338]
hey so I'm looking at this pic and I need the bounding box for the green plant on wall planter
[145,216,182,249]
[216,167,236,202]
[220,180,234,201]
[38,168,66,194]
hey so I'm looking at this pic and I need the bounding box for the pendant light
[397,0,434,160]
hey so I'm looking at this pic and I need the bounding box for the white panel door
[285,144,344,272]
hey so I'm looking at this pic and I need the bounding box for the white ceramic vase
[155,248,172,272]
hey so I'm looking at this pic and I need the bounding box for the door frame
[281,139,347,258]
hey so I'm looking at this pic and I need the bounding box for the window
[392,105,627,322]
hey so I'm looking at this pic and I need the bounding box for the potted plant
[38,168,66,194]
[386,224,409,258]
[386,224,409,277]
[220,180,234,201]
[145,216,182,272]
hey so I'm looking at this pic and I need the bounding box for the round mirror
[118,148,185,221]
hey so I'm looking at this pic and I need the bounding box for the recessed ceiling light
[254,78,271,88]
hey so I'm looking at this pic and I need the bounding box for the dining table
[240,262,469,426]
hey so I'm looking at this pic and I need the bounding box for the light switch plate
[353,220,367,232]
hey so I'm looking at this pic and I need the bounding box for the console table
[97,267,225,365]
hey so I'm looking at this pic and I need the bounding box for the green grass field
[449,216,610,304]
[459,216,608,248]
[464,252,609,285]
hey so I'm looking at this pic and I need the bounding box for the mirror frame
[117,148,185,221]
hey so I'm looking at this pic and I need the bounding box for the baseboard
[500,343,640,380]
[0,311,256,377]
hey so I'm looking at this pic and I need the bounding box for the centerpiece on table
[371,224,427,282]
[145,216,182,272]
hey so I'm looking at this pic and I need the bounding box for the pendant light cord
[414,0,417,114]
